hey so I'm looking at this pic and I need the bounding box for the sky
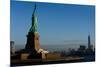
[11,1,95,48]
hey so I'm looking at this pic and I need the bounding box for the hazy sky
[11,1,95,47]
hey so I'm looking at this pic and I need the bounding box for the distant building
[78,45,86,52]
[10,41,15,55]
[88,35,91,50]
[87,35,93,51]
[87,35,94,53]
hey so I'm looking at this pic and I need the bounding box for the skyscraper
[10,41,15,55]
[88,35,91,50]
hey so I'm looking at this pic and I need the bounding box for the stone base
[46,53,61,60]
[21,53,29,60]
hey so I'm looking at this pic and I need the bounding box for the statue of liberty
[25,4,49,59]
[29,4,38,33]
[25,4,39,50]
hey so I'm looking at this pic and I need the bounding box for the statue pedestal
[24,32,49,59]
[25,32,40,51]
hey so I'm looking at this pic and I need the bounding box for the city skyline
[11,1,95,48]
